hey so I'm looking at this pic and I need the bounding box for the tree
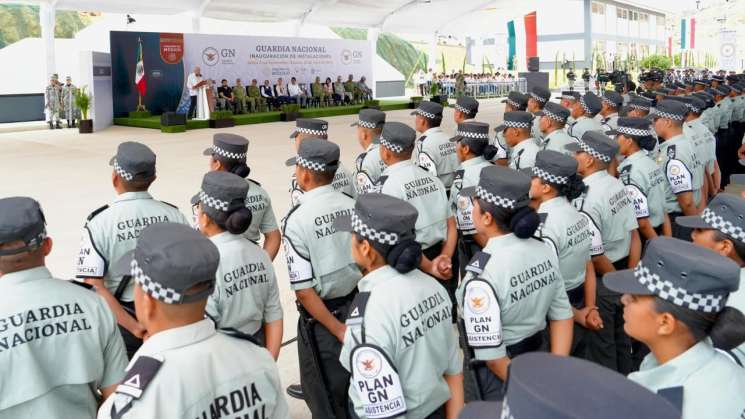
[639,54,672,70]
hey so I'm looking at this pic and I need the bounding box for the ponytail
[215,155,251,179]
[711,307,745,351]
[478,198,540,239]
[467,141,499,161]
[557,174,587,201]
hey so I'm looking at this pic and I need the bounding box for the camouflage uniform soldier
[247,79,265,112]
[62,76,80,128]
[45,74,62,130]
[232,79,251,114]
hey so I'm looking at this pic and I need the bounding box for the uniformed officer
[567,92,603,141]
[565,131,640,374]
[454,95,479,124]
[459,353,680,419]
[608,117,671,242]
[527,86,552,143]
[192,171,283,359]
[527,151,601,357]
[501,91,528,112]
[0,197,128,418]
[694,91,720,135]
[536,102,575,156]
[75,141,190,358]
[558,91,580,126]
[449,121,497,277]
[626,95,654,118]
[351,108,387,195]
[597,91,623,132]
[289,118,356,206]
[604,237,745,419]
[334,194,465,418]
[674,96,720,199]
[97,223,288,419]
[651,100,705,239]
[282,139,362,418]
[62,76,79,128]
[411,101,459,192]
[496,111,539,170]
[44,73,62,129]
[491,92,529,164]
[204,133,281,260]
[457,165,574,400]
[677,193,745,366]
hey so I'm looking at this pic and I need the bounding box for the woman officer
[528,150,603,357]
[604,237,745,418]
[334,193,464,419]
[192,171,284,359]
[457,165,574,401]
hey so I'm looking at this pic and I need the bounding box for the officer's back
[0,197,127,418]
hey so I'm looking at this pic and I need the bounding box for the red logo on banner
[160,33,184,65]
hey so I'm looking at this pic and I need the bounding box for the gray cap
[109,141,156,181]
[676,194,745,244]
[112,223,220,305]
[449,121,490,144]
[455,96,479,117]
[202,133,248,161]
[607,117,656,151]
[351,108,386,129]
[461,165,531,210]
[379,121,416,153]
[529,86,551,105]
[333,193,418,246]
[502,91,529,109]
[191,171,250,220]
[604,237,740,313]
[578,92,602,116]
[627,95,653,112]
[285,138,340,172]
[289,118,328,139]
[718,85,732,95]
[410,100,443,120]
[651,100,688,121]
[494,111,534,132]
[536,102,570,124]
[602,91,624,108]
[565,131,619,163]
[557,91,580,101]
[0,197,47,256]
[530,150,578,185]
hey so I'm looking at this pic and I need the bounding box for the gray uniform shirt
[243,179,279,243]
[598,112,619,132]
[340,266,461,419]
[380,160,450,249]
[450,156,492,235]
[457,233,573,360]
[567,115,603,141]
[536,197,592,292]
[413,126,460,190]
[207,232,283,335]
[573,170,638,263]
[75,191,190,302]
[353,142,386,195]
[290,162,357,207]
[508,138,540,170]
[541,129,576,156]
[282,185,361,299]
[618,150,667,228]
[728,269,745,365]
[718,98,732,129]
[1,267,127,418]
[684,119,717,174]
[656,134,704,214]
[97,320,288,419]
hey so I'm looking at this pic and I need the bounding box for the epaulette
[110,355,163,419]
[219,327,261,346]
[159,200,179,209]
[248,178,262,187]
[70,280,95,291]
[87,204,109,221]
[281,203,303,234]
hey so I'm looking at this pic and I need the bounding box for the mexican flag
[135,38,146,96]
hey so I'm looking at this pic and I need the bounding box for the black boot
[56,121,62,129]
[49,121,54,130]
[286,384,305,400]
[67,120,72,129]
[71,120,76,128]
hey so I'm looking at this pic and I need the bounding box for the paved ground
[0,98,506,418]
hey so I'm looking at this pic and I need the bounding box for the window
[657,15,665,27]
[592,1,606,15]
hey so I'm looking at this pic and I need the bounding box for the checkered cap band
[504,120,531,129]
[455,130,489,140]
[635,261,725,313]
[476,185,516,209]
[601,96,619,107]
[351,212,399,246]
[576,139,611,162]
[617,126,653,137]
[113,159,134,181]
[579,96,592,114]
[702,208,745,243]
[131,259,182,304]
[296,155,327,171]
[533,166,569,185]
[506,99,520,108]
[652,110,685,121]
[530,92,547,103]
[628,102,651,111]
[542,108,566,123]
[454,103,473,115]
[211,145,246,160]
[380,136,404,153]
[684,103,702,114]
[295,127,327,137]
[356,120,377,129]
[561,93,576,100]
[198,190,230,212]
[415,108,437,119]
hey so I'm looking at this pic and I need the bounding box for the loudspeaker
[160,112,186,126]
[528,57,540,72]
[518,72,549,93]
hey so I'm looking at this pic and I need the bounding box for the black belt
[297,290,358,321]
[506,330,543,358]
[566,283,585,307]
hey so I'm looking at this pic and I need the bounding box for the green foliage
[281,104,300,115]
[73,85,91,120]
[0,5,95,49]
[639,54,672,70]
[210,110,234,120]
[429,81,440,96]
[410,96,423,103]
[364,99,380,107]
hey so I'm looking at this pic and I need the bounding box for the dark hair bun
[230,163,251,179]
[482,144,499,161]
[386,240,422,274]
[711,307,745,350]
[509,206,540,239]
[224,207,252,235]
[562,174,587,201]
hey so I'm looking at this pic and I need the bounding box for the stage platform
[114,99,411,131]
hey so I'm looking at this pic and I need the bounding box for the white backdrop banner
[719,30,737,72]
[178,34,371,111]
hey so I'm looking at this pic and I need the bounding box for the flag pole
[136,37,148,112]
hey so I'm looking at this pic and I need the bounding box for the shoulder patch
[666,144,677,159]
[87,204,109,221]
[110,355,163,419]
[465,251,491,275]
[355,152,368,171]
[377,175,389,186]
[159,200,179,210]
[619,164,632,185]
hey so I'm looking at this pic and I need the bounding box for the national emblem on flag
[135,38,146,97]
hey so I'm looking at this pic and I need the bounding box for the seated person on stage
[334,75,350,104]
[232,79,251,114]
[274,78,290,106]
[248,79,265,112]
[288,77,307,107]
[311,77,329,106]
[217,79,235,112]
[260,79,277,109]
[323,77,335,104]
[358,76,372,101]
[344,74,359,102]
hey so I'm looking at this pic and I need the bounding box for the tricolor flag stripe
[135,39,146,97]
[681,19,687,50]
